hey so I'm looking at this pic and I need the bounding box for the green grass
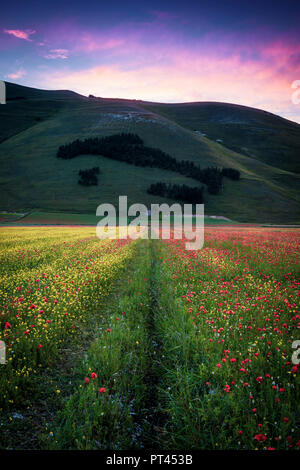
[1,210,239,226]
[0,212,27,223]
[0,82,299,224]
[0,82,86,143]
[142,101,300,173]
[45,239,153,450]
[0,209,239,226]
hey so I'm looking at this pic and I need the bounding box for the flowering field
[156,228,300,450]
[0,228,135,409]
[0,227,299,450]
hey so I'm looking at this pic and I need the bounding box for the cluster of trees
[57,133,143,160]
[58,133,240,194]
[221,167,241,180]
[147,182,204,204]
[78,167,100,186]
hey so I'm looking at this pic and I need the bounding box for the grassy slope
[0,82,299,223]
[0,82,86,143]
[142,101,300,173]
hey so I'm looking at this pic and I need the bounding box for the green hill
[0,82,86,143]
[142,101,300,173]
[0,81,299,223]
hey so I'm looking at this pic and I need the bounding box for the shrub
[78,167,100,186]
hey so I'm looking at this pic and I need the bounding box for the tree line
[57,133,240,194]
[147,182,204,204]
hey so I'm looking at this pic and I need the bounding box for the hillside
[142,101,300,173]
[0,82,86,143]
[0,82,299,223]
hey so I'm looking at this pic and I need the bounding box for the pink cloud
[77,35,125,53]
[6,68,26,79]
[8,17,299,123]
[44,48,69,59]
[37,34,300,123]
[38,57,286,104]
[4,29,36,41]
[35,19,125,54]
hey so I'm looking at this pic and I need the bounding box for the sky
[1,0,300,122]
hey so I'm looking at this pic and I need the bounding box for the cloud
[4,29,36,41]
[4,17,299,123]
[37,37,299,122]
[43,48,69,59]
[37,58,282,103]
[75,35,125,53]
[6,68,26,79]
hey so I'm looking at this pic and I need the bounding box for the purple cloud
[44,48,69,59]
[4,29,36,41]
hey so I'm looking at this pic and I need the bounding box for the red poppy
[254,434,267,442]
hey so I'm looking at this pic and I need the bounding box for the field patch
[0,227,299,449]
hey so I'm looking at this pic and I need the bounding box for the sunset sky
[1,0,300,122]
